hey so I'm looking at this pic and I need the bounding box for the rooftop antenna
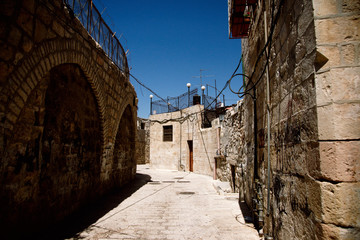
[192,69,214,87]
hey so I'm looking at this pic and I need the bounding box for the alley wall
[240,0,359,239]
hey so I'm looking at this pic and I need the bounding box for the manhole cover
[177,180,190,183]
[177,191,195,195]
[225,197,238,201]
[148,181,161,185]
[163,180,175,183]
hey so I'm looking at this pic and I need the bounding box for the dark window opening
[141,122,145,130]
[163,125,173,142]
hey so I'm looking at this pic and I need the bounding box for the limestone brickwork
[136,118,150,164]
[218,100,247,195]
[149,105,218,176]
[239,0,359,239]
[312,0,360,238]
[0,0,137,236]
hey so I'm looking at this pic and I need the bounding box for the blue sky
[93,0,243,118]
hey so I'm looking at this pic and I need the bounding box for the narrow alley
[38,165,259,240]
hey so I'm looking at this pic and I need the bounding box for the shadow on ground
[32,172,151,240]
[239,201,254,224]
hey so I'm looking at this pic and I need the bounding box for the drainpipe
[264,9,271,221]
[179,109,182,171]
[264,9,272,239]
[214,125,221,180]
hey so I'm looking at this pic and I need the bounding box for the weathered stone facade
[238,0,359,239]
[218,101,246,196]
[136,118,150,164]
[149,105,218,177]
[0,0,137,236]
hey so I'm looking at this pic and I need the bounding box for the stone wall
[136,118,150,164]
[312,0,360,238]
[0,0,137,236]
[240,0,359,239]
[219,101,247,196]
[149,105,217,176]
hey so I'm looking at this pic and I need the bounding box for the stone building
[136,117,150,164]
[228,0,359,239]
[0,0,137,236]
[217,100,246,195]
[149,104,219,177]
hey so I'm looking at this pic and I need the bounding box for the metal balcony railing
[63,0,128,74]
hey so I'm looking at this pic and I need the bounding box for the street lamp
[201,85,206,106]
[150,94,153,115]
[187,83,191,107]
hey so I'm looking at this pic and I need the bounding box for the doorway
[187,140,193,172]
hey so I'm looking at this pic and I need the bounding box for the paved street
[39,165,260,240]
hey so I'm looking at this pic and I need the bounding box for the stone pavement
[40,165,260,240]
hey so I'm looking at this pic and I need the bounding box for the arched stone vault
[0,0,137,234]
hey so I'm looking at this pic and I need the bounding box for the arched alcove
[112,105,136,188]
[1,64,102,229]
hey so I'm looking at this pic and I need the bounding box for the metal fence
[151,89,224,115]
[152,88,199,115]
[63,0,128,73]
[203,95,217,110]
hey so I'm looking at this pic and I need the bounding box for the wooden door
[188,140,193,172]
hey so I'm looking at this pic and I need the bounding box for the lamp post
[201,85,206,106]
[187,83,191,107]
[149,94,153,115]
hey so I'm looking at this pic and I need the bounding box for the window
[163,125,173,142]
[141,122,145,130]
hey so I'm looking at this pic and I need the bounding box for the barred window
[163,125,173,142]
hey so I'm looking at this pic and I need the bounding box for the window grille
[163,125,173,142]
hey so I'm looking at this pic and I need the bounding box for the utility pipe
[214,125,221,180]
[264,10,272,219]
[179,109,182,170]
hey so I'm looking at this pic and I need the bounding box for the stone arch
[1,63,103,229]
[111,103,137,188]
[1,38,108,151]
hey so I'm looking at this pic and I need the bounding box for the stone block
[317,45,340,69]
[52,21,65,37]
[341,44,356,65]
[16,9,33,36]
[34,20,48,43]
[342,0,360,13]
[36,5,52,26]
[318,141,360,182]
[321,182,360,227]
[315,16,360,44]
[0,42,14,61]
[313,0,338,17]
[317,103,360,140]
[315,67,360,106]
[22,36,33,52]
[0,62,12,84]
[321,223,360,240]
[8,26,22,47]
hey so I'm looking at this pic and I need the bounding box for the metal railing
[152,88,199,115]
[63,0,128,74]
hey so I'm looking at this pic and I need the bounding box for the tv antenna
[192,69,214,87]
